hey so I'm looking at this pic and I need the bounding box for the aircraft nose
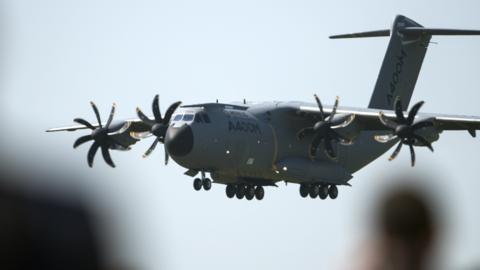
[165,125,194,157]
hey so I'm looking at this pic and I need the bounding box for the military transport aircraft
[47,15,480,201]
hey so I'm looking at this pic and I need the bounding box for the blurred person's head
[374,186,438,270]
[346,182,441,270]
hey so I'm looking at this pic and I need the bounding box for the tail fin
[331,15,480,110]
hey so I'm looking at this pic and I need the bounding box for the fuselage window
[183,114,194,121]
[202,113,211,123]
[173,114,183,121]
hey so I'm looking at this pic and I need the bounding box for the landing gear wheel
[299,184,309,198]
[236,185,246,199]
[226,184,236,198]
[309,185,319,198]
[319,185,328,200]
[255,186,265,200]
[245,185,255,200]
[193,178,202,191]
[202,178,212,191]
[328,185,338,199]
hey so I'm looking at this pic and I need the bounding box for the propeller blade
[90,101,103,127]
[74,118,95,130]
[329,96,339,122]
[105,102,116,129]
[329,128,349,141]
[407,101,424,125]
[409,144,416,167]
[101,145,115,168]
[413,134,434,152]
[330,114,354,128]
[162,101,182,124]
[108,121,130,134]
[394,97,406,124]
[302,95,351,159]
[313,94,325,121]
[130,131,152,139]
[73,135,93,148]
[379,111,398,130]
[143,139,159,158]
[388,141,403,161]
[338,138,354,145]
[152,94,163,123]
[376,99,433,166]
[297,127,315,140]
[374,134,398,143]
[309,134,323,157]
[165,147,169,165]
[136,107,156,126]
[412,119,434,130]
[324,138,336,159]
[87,141,100,167]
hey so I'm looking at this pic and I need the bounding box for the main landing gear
[226,184,265,200]
[193,171,212,191]
[299,183,339,200]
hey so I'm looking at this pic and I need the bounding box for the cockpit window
[173,114,183,121]
[182,114,194,121]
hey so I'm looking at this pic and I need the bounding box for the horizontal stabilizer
[330,27,480,39]
[329,29,390,39]
[399,27,480,36]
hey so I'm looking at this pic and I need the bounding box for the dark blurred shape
[374,187,437,270]
[379,188,435,250]
[346,184,441,270]
[0,168,104,270]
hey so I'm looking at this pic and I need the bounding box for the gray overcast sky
[1,0,480,269]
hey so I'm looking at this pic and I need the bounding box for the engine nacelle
[413,125,440,146]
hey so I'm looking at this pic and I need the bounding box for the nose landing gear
[192,171,212,191]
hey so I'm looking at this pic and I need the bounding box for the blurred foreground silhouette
[0,164,106,270]
[377,188,435,270]
[351,184,439,270]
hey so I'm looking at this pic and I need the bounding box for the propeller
[73,102,124,168]
[136,95,181,164]
[374,97,435,166]
[297,94,352,159]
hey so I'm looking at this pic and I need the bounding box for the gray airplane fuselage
[165,101,395,186]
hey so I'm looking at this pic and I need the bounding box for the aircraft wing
[298,105,480,135]
[46,118,152,148]
[46,118,150,133]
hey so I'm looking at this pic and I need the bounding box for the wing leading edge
[298,105,480,135]
[46,118,152,151]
